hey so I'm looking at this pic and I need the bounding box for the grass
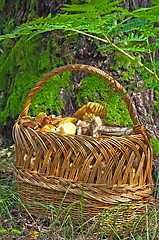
[0,145,159,239]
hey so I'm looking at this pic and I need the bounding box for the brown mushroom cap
[75,102,106,120]
[35,112,47,122]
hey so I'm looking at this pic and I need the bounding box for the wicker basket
[13,64,153,229]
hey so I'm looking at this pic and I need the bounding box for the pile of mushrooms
[19,102,107,137]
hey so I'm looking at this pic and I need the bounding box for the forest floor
[0,143,158,240]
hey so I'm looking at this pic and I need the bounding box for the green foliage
[76,73,132,126]
[154,87,159,112]
[71,0,83,4]
[109,52,140,81]
[0,0,158,86]
[151,137,159,156]
[0,228,21,235]
[0,34,72,125]
[0,0,5,11]
[0,0,159,126]
[27,0,39,20]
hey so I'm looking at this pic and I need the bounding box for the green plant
[0,0,159,88]
[151,137,159,156]
[0,0,5,11]
[0,173,23,238]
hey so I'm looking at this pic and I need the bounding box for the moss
[0,0,78,127]
[0,33,72,126]
[0,0,76,127]
[151,137,159,156]
[146,117,151,123]
[76,73,133,126]
[154,88,159,112]
[71,0,84,3]
[28,0,39,20]
[110,51,139,81]
[0,0,5,11]
[15,0,20,11]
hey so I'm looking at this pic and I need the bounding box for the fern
[0,0,159,85]
[132,1,159,23]
[116,18,149,34]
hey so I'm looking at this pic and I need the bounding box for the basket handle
[19,64,140,127]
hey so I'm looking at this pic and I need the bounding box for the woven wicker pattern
[16,179,148,229]
[13,64,153,222]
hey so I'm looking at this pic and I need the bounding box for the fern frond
[62,0,124,15]
[98,42,149,54]
[131,1,159,23]
[140,26,159,38]
[113,33,147,44]
[116,18,148,34]
[117,46,149,53]
[0,0,158,82]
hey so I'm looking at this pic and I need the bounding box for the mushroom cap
[41,124,56,132]
[41,117,50,127]
[35,112,47,122]
[50,116,78,127]
[56,122,76,135]
[58,117,78,126]
[75,102,106,120]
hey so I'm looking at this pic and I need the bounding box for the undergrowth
[0,175,158,239]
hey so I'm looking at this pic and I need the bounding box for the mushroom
[41,124,56,132]
[41,117,50,127]
[75,102,106,120]
[35,112,47,122]
[56,122,76,135]
[76,121,89,135]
